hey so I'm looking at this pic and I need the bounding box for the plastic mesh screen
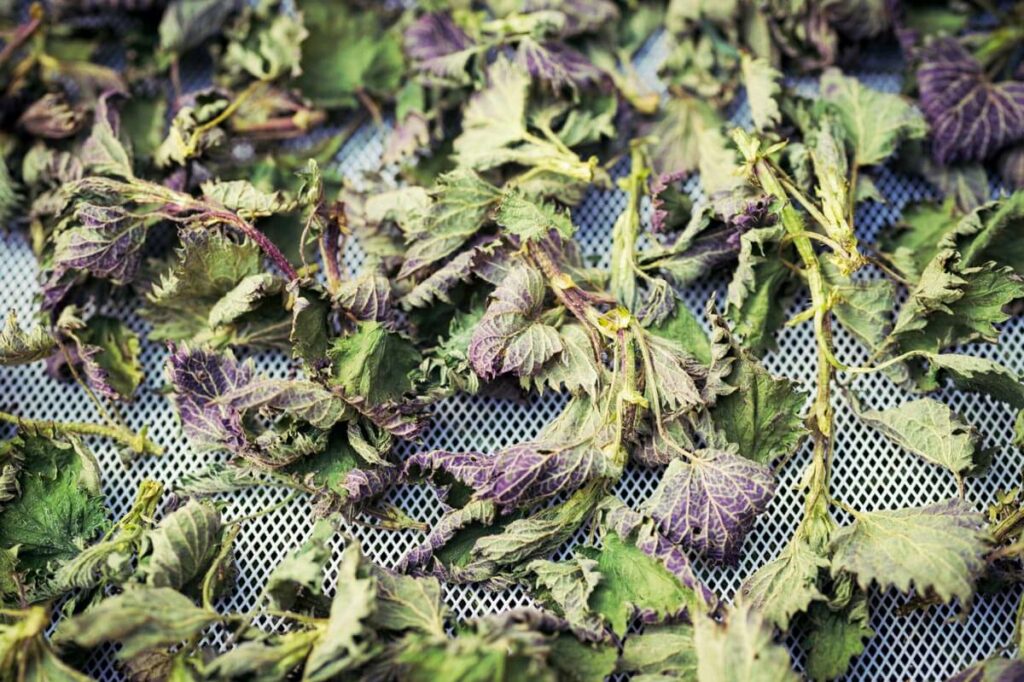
[0,29,1019,682]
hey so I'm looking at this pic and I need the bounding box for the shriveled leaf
[741,538,828,630]
[55,587,218,660]
[143,499,224,589]
[617,623,698,678]
[0,311,55,365]
[726,225,793,355]
[927,353,1024,409]
[265,517,335,610]
[741,54,781,132]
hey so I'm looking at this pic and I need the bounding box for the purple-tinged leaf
[999,144,1024,190]
[643,334,705,412]
[469,264,563,380]
[515,39,604,91]
[402,237,503,310]
[598,497,716,608]
[382,112,430,166]
[400,500,496,573]
[643,449,775,564]
[341,467,398,504]
[51,204,147,285]
[346,396,430,441]
[221,379,349,430]
[403,450,492,491]
[478,442,606,511]
[166,344,252,454]
[521,0,619,36]
[333,272,394,322]
[917,39,1024,164]
[403,12,476,82]
[649,170,687,234]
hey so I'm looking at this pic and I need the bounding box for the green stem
[0,410,162,455]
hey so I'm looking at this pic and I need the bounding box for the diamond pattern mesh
[0,26,1018,682]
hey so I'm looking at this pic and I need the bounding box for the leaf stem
[0,410,162,455]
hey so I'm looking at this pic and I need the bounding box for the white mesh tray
[0,30,1018,682]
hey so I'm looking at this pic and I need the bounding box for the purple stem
[210,210,299,281]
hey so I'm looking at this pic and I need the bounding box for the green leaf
[820,68,927,167]
[859,398,979,477]
[399,169,502,280]
[822,264,896,351]
[452,56,530,170]
[328,321,421,406]
[709,348,807,465]
[617,623,698,678]
[693,601,799,682]
[142,230,265,344]
[289,285,331,367]
[528,554,603,633]
[143,499,224,590]
[78,316,143,400]
[829,499,990,603]
[878,200,959,282]
[295,0,403,108]
[0,156,22,227]
[205,630,320,682]
[223,6,307,81]
[159,0,238,54]
[0,435,107,574]
[740,538,828,630]
[803,597,873,682]
[202,180,293,219]
[265,517,335,610]
[0,606,92,682]
[528,323,602,397]
[726,225,794,355]
[394,628,557,682]
[927,353,1024,409]
[892,249,1024,353]
[303,543,380,681]
[586,533,695,636]
[741,54,782,132]
[55,587,218,660]
[950,192,1024,274]
[369,567,448,637]
[650,299,712,366]
[495,190,575,243]
[0,310,55,366]
[549,635,618,682]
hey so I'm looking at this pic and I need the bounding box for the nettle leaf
[927,353,1024,409]
[646,96,720,175]
[741,54,781,132]
[166,345,253,454]
[949,191,1024,275]
[201,180,292,219]
[0,310,55,365]
[947,659,1024,682]
[295,0,402,108]
[709,347,807,466]
[143,230,264,344]
[303,543,380,680]
[892,248,1024,352]
[469,264,563,381]
[399,500,496,572]
[52,204,149,286]
[804,596,874,682]
[225,378,348,430]
[495,190,574,243]
[878,201,959,282]
[333,272,394,321]
[0,435,107,574]
[740,538,828,630]
[820,68,927,166]
[726,225,794,355]
[528,555,602,633]
[617,623,697,678]
[76,316,143,400]
[453,56,530,170]
[143,499,224,590]
[585,532,695,636]
[403,12,476,84]
[159,0,238,54]
[917,39,1024,164]
[823,264,897,352]
[329,321,421,406]
[370,566,448,637]
[693,601,799,682]
[479,441,609,512]
[829,498,990,603]
[529,323,601,396]
[515,38,603,92]
[1,606,92,682]
[205,630,320,681]
[860,398,979,477]
[265,516,335,610]
[55,587,218,660]
[398,169,501,280]
[643,449,775,564]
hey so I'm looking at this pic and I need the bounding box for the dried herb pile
[2,1,1024,680]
